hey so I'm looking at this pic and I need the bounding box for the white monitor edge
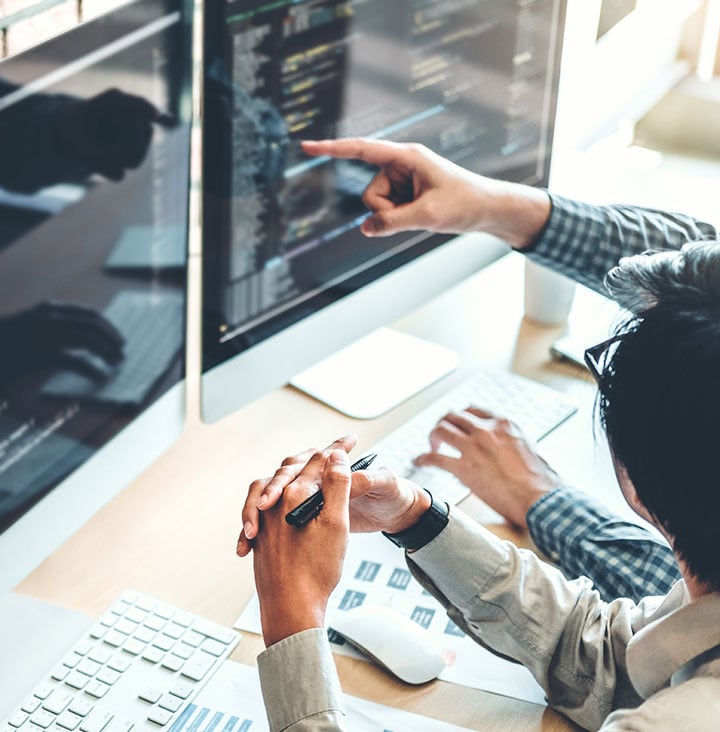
[202,232,511,424]
[0,381,185,595]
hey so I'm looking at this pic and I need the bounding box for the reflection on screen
[203,0,564,369]
[0,0,191,535]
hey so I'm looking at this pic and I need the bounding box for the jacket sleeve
[406,508,678,731]
[524,194,720,294]
[257,628,347,732]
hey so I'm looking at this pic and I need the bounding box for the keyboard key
[157,694,182,713]
[111,600,132,616]
[114,619,138,636]
[33,686,53,701]
[85,681,111,699]
[138,689,162,704]
[103,630,126,648]
[21,699,41,714]
[89,626,106,640]
[77,659,101,677]
[162,623,185,640]
[134,627,155,644]
[200,639,226,657]
[79,710,113,732]
[96,668,120,686]
[160,655,184,672]
[122,638,145,656]
[7,713,27,728]
[191,620,236,645]
[52,665,71,682]
[68,699,93,717]
[42,690,73,714]
[57,712,84,730]
[151,635,175,652]
[104,719,134,732]
[63,653,83,669]
[144,615,166,632]
[173,643,194,660]
[74,640,93,657]
[107,656,131,673]
[180,631,202,648]
[141,646,163,664]
[171,612,193,628]
[87,648,111,666]
[29,711,55,729]
[153,605,175,620]
[124,608,147,624]
[146,709,172,727]
[169,682,193,700]
[180,651,215,681]
[65,671,89,690]
[99,613,118,628]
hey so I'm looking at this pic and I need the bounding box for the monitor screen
[202,0,566,421]
[0,0,192,589]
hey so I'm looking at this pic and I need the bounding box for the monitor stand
[290,327,459,419]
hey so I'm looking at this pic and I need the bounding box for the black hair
[598,242,720,590]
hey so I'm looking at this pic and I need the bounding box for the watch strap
[382,489,449,551]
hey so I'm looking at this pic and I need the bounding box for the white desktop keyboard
[370,368,577,505]
[2,592,239,732]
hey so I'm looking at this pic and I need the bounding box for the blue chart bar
[355,560,381,582]
[170,705,254,732]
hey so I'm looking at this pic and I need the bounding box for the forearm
[257,629,347,732]
[407,509,645,730]
[527,487,681,603]
[522,194,720,294]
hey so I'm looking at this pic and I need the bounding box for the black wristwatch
[382,489,449,551]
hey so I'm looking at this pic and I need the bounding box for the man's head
[597,242,720,590]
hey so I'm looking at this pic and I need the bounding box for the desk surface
[14,251,622,732]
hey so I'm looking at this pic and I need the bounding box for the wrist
[480,182,551,250]
[383,486,432,535]
[260,596,326,647]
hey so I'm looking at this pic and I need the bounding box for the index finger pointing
[302,138,408,168]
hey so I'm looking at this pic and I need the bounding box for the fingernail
[257,496,267,510]
[244,521,254,539]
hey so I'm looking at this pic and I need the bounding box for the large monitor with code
[202,0,566,422]
[0,0,193,591]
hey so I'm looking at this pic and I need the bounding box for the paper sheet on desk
[193,660,480,732]
[234,532,546,707]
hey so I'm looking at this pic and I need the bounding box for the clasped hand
[236,435,429,646]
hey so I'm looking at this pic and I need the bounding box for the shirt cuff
[257,628,345,732]
[408,507,511,607]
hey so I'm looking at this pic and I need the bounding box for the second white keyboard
[2,591,239,732]
[370,367,577,505]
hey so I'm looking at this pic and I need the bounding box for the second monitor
[201,0,567,423]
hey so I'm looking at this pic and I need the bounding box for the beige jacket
[257,509,720,731]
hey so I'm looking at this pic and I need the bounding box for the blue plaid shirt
[521,194,719,601]
[527,487,680,602]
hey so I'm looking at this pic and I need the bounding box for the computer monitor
[201,0,566,423]
[0,0,193,593]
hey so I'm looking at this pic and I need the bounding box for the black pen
[285,453,377,527]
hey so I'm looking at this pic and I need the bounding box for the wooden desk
[15,251,617,732]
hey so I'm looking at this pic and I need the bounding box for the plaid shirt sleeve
[526,486,681,603]
[524,194,720,294]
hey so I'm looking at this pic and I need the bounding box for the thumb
[361,203,425,237]
[350,466,395,499]
[321,450,351,515]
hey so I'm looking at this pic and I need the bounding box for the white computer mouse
[329,605,447,685]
